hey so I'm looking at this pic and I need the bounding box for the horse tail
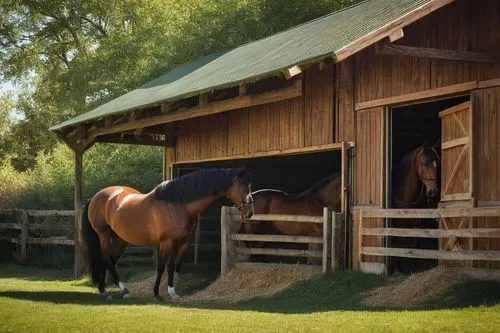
[81,199,104,285]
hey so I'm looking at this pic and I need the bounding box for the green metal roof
[51,0,438,131]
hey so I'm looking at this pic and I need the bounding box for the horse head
[228,167,254,219]
[416,142,440,205]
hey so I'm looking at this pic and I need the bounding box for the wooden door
[439,101,473,203]
[438,100,474,267]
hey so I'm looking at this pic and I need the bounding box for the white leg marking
[168,286,179,299]
[118,281,126,291]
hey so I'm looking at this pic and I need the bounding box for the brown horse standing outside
[82,168,254,301]
[391,143,440,272]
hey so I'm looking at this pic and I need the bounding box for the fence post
[220,206,230,276]
[194,215,201,266]
[352,209,361,269]
[331,212,340,272]
[322,207,331,274]
[18,210,28,264]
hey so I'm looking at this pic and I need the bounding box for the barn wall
[175,65,334,163]
[351,0,500,105]
[354,106,385,264]
[337,0,500,267]
[473,87,500,269]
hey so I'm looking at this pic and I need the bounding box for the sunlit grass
[0,264,499,333]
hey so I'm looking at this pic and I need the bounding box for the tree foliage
[0,0,362,207]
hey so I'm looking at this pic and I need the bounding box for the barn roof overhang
[50,0,456,150]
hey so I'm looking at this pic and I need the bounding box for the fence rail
[221,206,343,275]
[354,207,500,271]
[0,209,75,263]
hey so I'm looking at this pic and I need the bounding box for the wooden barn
[51,0,500,277]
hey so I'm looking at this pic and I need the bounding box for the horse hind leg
[168,238,191,297]
[97,232,131,299]
[153,239,174,301]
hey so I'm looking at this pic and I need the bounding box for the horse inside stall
[82,168,254,301]
[240,173,341,261]
[391,143,440,273]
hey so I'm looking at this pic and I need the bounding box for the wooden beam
[174,142,349,165]
[442,136,469,150]
[241,214,323,224]
[362,227,500,238]
[333,0,456,62]
[376,41,500,64]
[478,78,500,89]
[355,81,477,111]
[229,234,323,244]
[95,133,166,147]
[238,84,247,96]
[283,65,302,79]
[442,193,472,201]
[438,101,470,117]
[359,207,500,218]
[90,79,302,138]
[388,28,404,42]
[199,93,209,105]
[235,247,323,258]
[0,223,22,230]
[74,148,85,278]
[359,262,386,275]
[362,247,500,261]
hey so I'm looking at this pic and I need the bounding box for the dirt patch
[180,264,320,304]
[361,267,468,309]
[128,263,319,303]
[127,271,214,300]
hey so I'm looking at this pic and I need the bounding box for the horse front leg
[153,239,173,301]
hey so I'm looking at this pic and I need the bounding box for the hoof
[119,288,132,299]
[154,295,164,302]
[122,293,132,299]
[100,292,113,301]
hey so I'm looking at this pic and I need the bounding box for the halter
[236,184,254,218]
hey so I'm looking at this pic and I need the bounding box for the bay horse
[391,143,440,272]
[82,168,254,301]
[240,173,341,262]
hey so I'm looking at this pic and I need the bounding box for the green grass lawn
[0,264,499,333]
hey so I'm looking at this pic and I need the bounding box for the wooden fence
[0,209,75,263]
[220,206,343,275]
[353,207,500,273]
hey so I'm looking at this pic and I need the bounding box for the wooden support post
[352,209,363,269]
[331,212,341,271]
[322,207,330,274]
[194,215,200,266]
[220,206,231,276]
[18,210,28,263]
[74,148,85,278]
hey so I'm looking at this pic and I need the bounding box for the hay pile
[180,264,320,303]
[362,267,467,309]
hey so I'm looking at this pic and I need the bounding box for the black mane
[154,168,249,203]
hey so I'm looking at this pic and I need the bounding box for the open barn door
[438,100,474,266]
[439,101,473,204]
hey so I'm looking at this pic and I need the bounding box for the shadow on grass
[1,264,500,313]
